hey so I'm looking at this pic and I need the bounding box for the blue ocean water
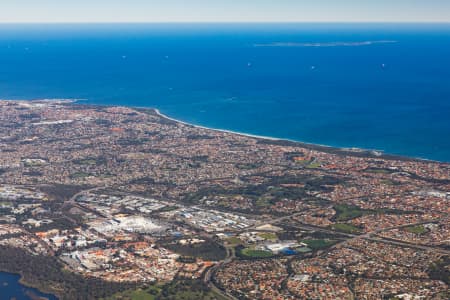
[0,23,449,161]
[0,272,58,300]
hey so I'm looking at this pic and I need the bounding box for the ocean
[0,23,449,161]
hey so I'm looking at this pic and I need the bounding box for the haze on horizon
[0,0,449,24]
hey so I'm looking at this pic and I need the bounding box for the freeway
[277,217,450,255]
[203,245,238,300]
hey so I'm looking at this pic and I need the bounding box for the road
[61,186,450,297]
[205,209,449,298]
[278,217,450,255]
[203,245,238,300]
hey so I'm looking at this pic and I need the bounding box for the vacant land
[405,225,428,234]
[330,223,362,234]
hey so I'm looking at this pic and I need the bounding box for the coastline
[152,108,440,164]
[0,97,448,299]
[0,99,445,163]
[154,109,281,141]
[18,275,60,299]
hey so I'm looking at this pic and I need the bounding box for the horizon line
[0,21,450,25]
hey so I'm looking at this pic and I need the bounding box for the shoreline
[0,270,59,299]
[0,98,445,163]
[154,109,282,142]
[152,108,441,164]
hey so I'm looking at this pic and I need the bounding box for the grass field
[330,223,362,234]
[404,225,427,234]
[296,247,313,253]
[365,168,393,174]
[302,239,338,250]
[226,237,243,245]
[108,286,161,300]
[70,172,91,179]
[162,239,227,261]
[258,232,278,241]
[108,280,228,300]
[306,161,322,169]
[334,204,370,221]
[255,197,272,207]
[240,247,274,258]
[334,204,415,222]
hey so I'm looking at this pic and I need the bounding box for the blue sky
[0,0,449,23]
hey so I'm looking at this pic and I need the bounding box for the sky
[0,0,449,23]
